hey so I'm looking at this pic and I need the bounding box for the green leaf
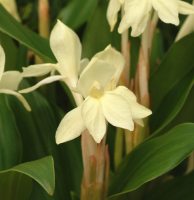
[108,123,194,198]
[59,0,98,29]
[0,156,55,196]
[0,5,55,62]
[8,88,81,199]
[0,172,32,200]
[144,171,194,200]
[151,71,194,134]
[0,95,22,170]
[150,33,194,111]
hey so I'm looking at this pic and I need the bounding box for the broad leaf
[0,156,55,196]
[151,71,194,134]
[150,33,194,111]
[109,123,194,198]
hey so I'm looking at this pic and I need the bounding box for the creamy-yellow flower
[107,0,194,37]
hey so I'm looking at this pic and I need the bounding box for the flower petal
[22,63,56,77]
[82,97,106,143]
[77,58,115,98]
[118,0,152,36]
[107,0,122,31]
[50,20,81,84]
[152,0,179,25]
[79,58,89,74]
[176,15,194,41]
[112,86,152,119]
[134,119,144,127]
[0,71,22,90]
[129,101,152,119]
[19,75,64,93]
[93,45,125,84]
[0,89,31,111]
[55,106,85,144]
[0,0,20,21]
[101,92,134,131]
[112,86,137,101]
[0,45,5,81]
[178,0,194,15]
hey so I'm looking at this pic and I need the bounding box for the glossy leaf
[151,71,194,134]
[109,123,194,198]
[0,5,55,62]
[150,33,194,111]
[0,156,55,196]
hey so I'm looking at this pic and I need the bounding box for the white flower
[176,0,194,41]
[56,46,152,144]
[0,45,31,111]
[107,0,194,37]
[20,20,82,94]
[0,0,20,21]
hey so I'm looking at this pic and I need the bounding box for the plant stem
[72,93,109,200]
[81,131,109,200]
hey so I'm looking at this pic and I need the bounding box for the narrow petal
[118,0,152,35]
[0,0,20,21]
[107,0,122,31]
[19,75,64,93]
[130,101,152,119]
[93,45,125,84]
[50,20,81,82]
[101,92,134,131]
[55,106,85,144]
[134,119,144,127]
[22,63,56,77]
[77,58,115,98]
[0,89,31,111]
[176,15,194,41]
[178,1,194,15]
[0,45,5,81]
[82,97,106,143]
[0,71,22,90]
[152,0,179,25]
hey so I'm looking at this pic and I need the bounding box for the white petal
[112,86,137,101]
[0,0,20,21]
[0,71,22,90]
[81,97,106,143]
[50,20,81,83]
[93,45,125,84]
[22,63,56,77]
[19,75,64,93]
[0,45,5,81]
[129,101,152,119]
[77,58,116,98]
[79,58,89,74]
[176,15,194,41]
[55,106,85,144]
[118,0,152,35]
[152,0,179,25]
[112,86,152,119]
[134,119,144,127]
[0,89,31,111]
[107,0,122,31]
[178,1,194,15]
[101,92,134,131]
